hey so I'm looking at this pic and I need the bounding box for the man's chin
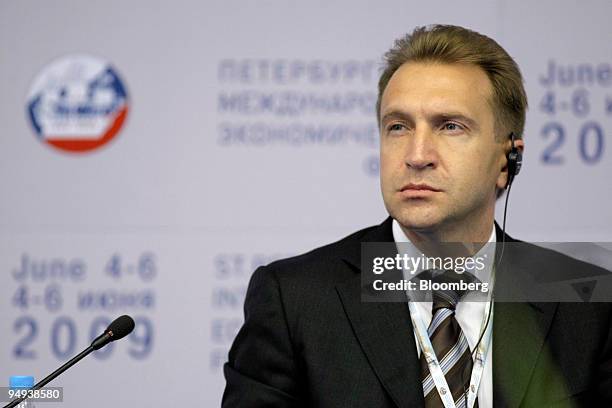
[393,213,443,232]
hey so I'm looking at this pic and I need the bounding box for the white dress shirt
[392,219,494,408]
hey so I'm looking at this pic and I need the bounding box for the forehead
[380,62,494,120]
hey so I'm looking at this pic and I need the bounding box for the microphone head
[106,315,135,341]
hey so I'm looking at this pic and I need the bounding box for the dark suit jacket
[222,218,612,407]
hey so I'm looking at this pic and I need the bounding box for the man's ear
[497,137,525,190]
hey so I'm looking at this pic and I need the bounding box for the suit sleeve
[222,265,305,407]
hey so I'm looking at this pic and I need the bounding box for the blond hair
[377,24,528,141]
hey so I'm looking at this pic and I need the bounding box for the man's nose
[404,126,437,170]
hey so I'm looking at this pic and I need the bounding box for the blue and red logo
[26,55,129,153]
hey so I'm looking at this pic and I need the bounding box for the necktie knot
[429,269,478,312]
[432,290,459,312]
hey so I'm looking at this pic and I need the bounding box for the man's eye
[388,123,405,132]
[443,122,462,131]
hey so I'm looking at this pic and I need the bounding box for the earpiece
[465,133,521,401]
[506,132,522,188]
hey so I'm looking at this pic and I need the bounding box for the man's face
[379,62,507,233]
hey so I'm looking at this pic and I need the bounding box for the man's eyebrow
[380,110,479,130]
[433,112,479,130]
[380,110,412,125]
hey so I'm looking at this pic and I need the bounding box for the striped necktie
[420,273,477,408]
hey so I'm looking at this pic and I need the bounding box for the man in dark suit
[222,24,612,407]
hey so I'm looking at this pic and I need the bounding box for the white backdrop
[1,0,611,406]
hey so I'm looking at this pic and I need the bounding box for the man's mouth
[399,183,442,198]
[400,183,441,192]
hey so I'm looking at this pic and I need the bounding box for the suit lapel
[492,223,559,407]
[336,277,424,408]
[492,301,558,407]
[336,218,424,408]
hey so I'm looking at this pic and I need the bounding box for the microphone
[3,315,135,408]
[91,314,136,350]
